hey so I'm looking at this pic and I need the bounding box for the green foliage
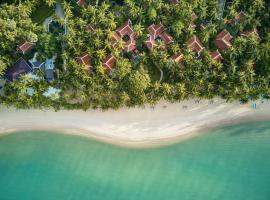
[0,0,270,110]
[0,2,40,76]
[147,7,157,21]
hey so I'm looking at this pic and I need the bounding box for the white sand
[0,98,270,147]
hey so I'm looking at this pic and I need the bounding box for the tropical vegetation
[0,0,269,110]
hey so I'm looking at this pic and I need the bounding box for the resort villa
[145,23,173,51]
[215,29,233,50]
[16,42,35,55]
[103,54,117,72]
[5,58,32,81]
[112,20,137,52]
[70,0,260,76]
[210,50,223,62]
[77,53,92,71]
[171,53,184,64]
[186,36,205,54]
[3,0,261,95]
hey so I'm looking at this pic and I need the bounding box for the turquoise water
[0,122,270,200]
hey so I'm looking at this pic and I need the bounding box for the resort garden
[0,0,269,110]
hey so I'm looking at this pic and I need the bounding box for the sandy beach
[0,98,270,147]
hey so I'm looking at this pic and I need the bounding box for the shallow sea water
[0,121,270,200]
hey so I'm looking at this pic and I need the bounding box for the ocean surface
[0,121,270,200]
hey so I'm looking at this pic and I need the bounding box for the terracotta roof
[112,20,136,52]
[171,53,184,64]
[116,20,133,38]
[147,24,165,39]
[187,36,204,54]
[76,0,86,6]
[125,36,136,52]
[77,53,92,69]
[103,54,116,72]
[159,32,173,45]
[5,58,32,81]
[144,35,157,51]
[16,42,35,54]
[241,29,260,38]
[210,50,223,61]
[145,23,173,50]
[111,32,122,47]
[215,29,233,50]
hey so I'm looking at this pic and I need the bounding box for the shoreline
[1,99,270,148]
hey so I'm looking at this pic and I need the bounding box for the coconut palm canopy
[0,0,270,110]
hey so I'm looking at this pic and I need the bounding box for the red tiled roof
[241,29,260,38]
[77,53,91,69]
[215,29,233,50]
[159,32,173,45]
[111,32,122,47]
[76,0,86,6]
[147,24,165,39]
[103,54,116,72]
[210,50,223,62]
[16,42,35,54]
[187,36,204,54]
[144,35,157,51]
[125,36,136,52]
[145,23,173,50]
[116,20,133,38]
[171,53,184,64]
[112,20,136,52]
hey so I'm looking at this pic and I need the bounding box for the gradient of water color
[0,121,270,200]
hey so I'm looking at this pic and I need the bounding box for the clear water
[0,121,270,200]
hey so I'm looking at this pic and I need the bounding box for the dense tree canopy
[0,0,269,110]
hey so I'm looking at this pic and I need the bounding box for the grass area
[31,4,55,25]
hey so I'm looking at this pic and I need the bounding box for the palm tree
[45,0,56,7]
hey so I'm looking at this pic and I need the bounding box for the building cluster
[4,0,260,83]
[74,0,259,73]
[76,10,258,72]
[5,41,56,82]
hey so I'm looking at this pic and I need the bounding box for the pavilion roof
[116,20,133,38]
[77,53,92,69]
[144,35,157,51]
[145,23,173,51]
[241,29,260,39]
[187,36,204,54]
[103,54,116,72]
[112,20,136,52]
[215,29,233,50]
[16,41,35,54]
[210,50,223,62]
[147,24,165,39]
[171,53,184,64]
